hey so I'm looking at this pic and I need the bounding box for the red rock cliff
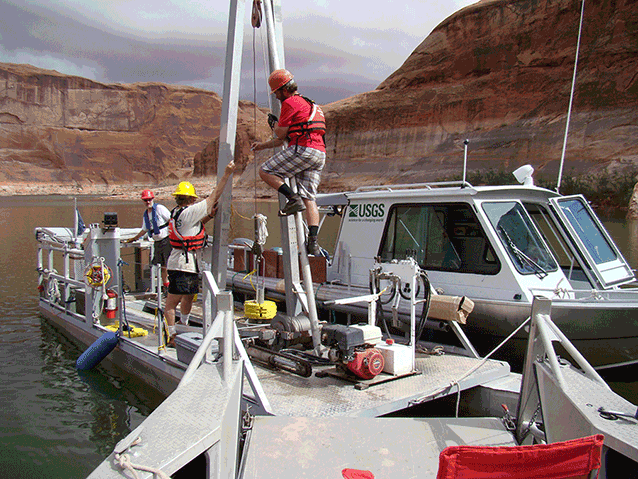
[317,0,638,190]
[1,0,637,198]
[0,63,268,195]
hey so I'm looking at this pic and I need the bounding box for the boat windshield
[483,201,558,277]
[555,198,616,264]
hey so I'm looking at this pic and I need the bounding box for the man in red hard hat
[124,189,172,291]
[251,69,326,256]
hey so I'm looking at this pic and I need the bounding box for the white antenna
[556,0,586,193]
[462,139,469,186]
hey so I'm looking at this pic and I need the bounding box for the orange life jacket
[168,207,207,252]
[287,96,326,147]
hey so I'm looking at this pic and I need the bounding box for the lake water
[1,195,637,477]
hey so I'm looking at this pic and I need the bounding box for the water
[1,196,637,477]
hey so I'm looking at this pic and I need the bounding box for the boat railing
[36,229,87,317]
[516,296,609,444]
[354,180,472,194]
[530,285,638,302]
[179,270,274,414]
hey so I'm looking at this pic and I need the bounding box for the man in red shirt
[251,69,326,256]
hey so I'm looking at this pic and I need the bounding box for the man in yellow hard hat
[251,69,326,257]
[164,161,235,346]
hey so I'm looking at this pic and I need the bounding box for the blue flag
[76,208,86,236]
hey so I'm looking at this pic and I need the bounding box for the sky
[0,0,477,104]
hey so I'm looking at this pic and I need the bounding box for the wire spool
[244,299,277,320]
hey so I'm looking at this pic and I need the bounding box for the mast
[212,0,307,321]
[211,0,247,291]
[556,0,586,193]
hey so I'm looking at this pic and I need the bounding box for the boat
[36,222,638,478]
[225,0,638,374]
[231,168,638,373]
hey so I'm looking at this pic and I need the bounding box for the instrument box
[174,332,218,364]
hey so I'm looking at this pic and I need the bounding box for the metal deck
[88,361,243,479]
[537,362,638,463]
[246,353,512,417]
[241,416,516,478]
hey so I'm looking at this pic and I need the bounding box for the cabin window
[556,198,616,265]
[483,201,558,277]
[523,202,590,284]
[378,203,499,274]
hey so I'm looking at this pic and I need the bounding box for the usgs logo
[348,203,386,219]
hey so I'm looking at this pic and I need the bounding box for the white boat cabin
[320,181,635,304]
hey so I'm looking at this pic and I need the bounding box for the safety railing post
[219,291,234,383]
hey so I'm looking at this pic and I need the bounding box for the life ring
[84,259,112,289]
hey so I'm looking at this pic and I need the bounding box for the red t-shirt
[279,95,326,152]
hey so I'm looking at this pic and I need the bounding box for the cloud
[0,0,480,103]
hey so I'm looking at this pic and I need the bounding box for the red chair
[436,434,604,479]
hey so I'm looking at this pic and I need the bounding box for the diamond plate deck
[247,353,511,417]
[241,416,516,479]
[88,361,242,479]
[537,362,638,462]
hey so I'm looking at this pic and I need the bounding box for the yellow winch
[244,299,277,320]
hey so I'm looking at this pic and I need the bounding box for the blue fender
[76,331,119,370]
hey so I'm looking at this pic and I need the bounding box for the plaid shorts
[260,146,325,200]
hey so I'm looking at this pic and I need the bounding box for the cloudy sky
[0,0,476,104]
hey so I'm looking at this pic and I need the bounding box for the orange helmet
[268,69,293,93]
[141,189,154,200]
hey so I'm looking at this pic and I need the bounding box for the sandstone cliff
[0,63,269,197]
[313,0,638,192]
[1,0,637,201]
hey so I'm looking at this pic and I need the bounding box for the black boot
[306,235,322,256]
[278,194,306,216]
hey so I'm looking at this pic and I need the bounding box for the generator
[321,324,384,379]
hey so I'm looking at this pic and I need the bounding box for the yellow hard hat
[172,181,198,198]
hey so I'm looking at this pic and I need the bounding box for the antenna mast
[556,0,586,193]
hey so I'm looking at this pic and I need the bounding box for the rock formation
[0,63,269,197]
[317,0,638,192]
[0,0,637,203]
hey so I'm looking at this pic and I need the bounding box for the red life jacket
[168,207,207,252]
[287,96,326,147]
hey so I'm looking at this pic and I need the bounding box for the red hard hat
[268,69,293,93]
[141,189,154,200]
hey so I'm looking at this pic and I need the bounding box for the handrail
[354,181,473,193]
[178,309,225,387]
[39,271,85,289]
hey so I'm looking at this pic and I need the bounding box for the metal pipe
[294,213,322,354]
[462,139,469,186]
[222,292,234,382]
[534,311,567,391]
